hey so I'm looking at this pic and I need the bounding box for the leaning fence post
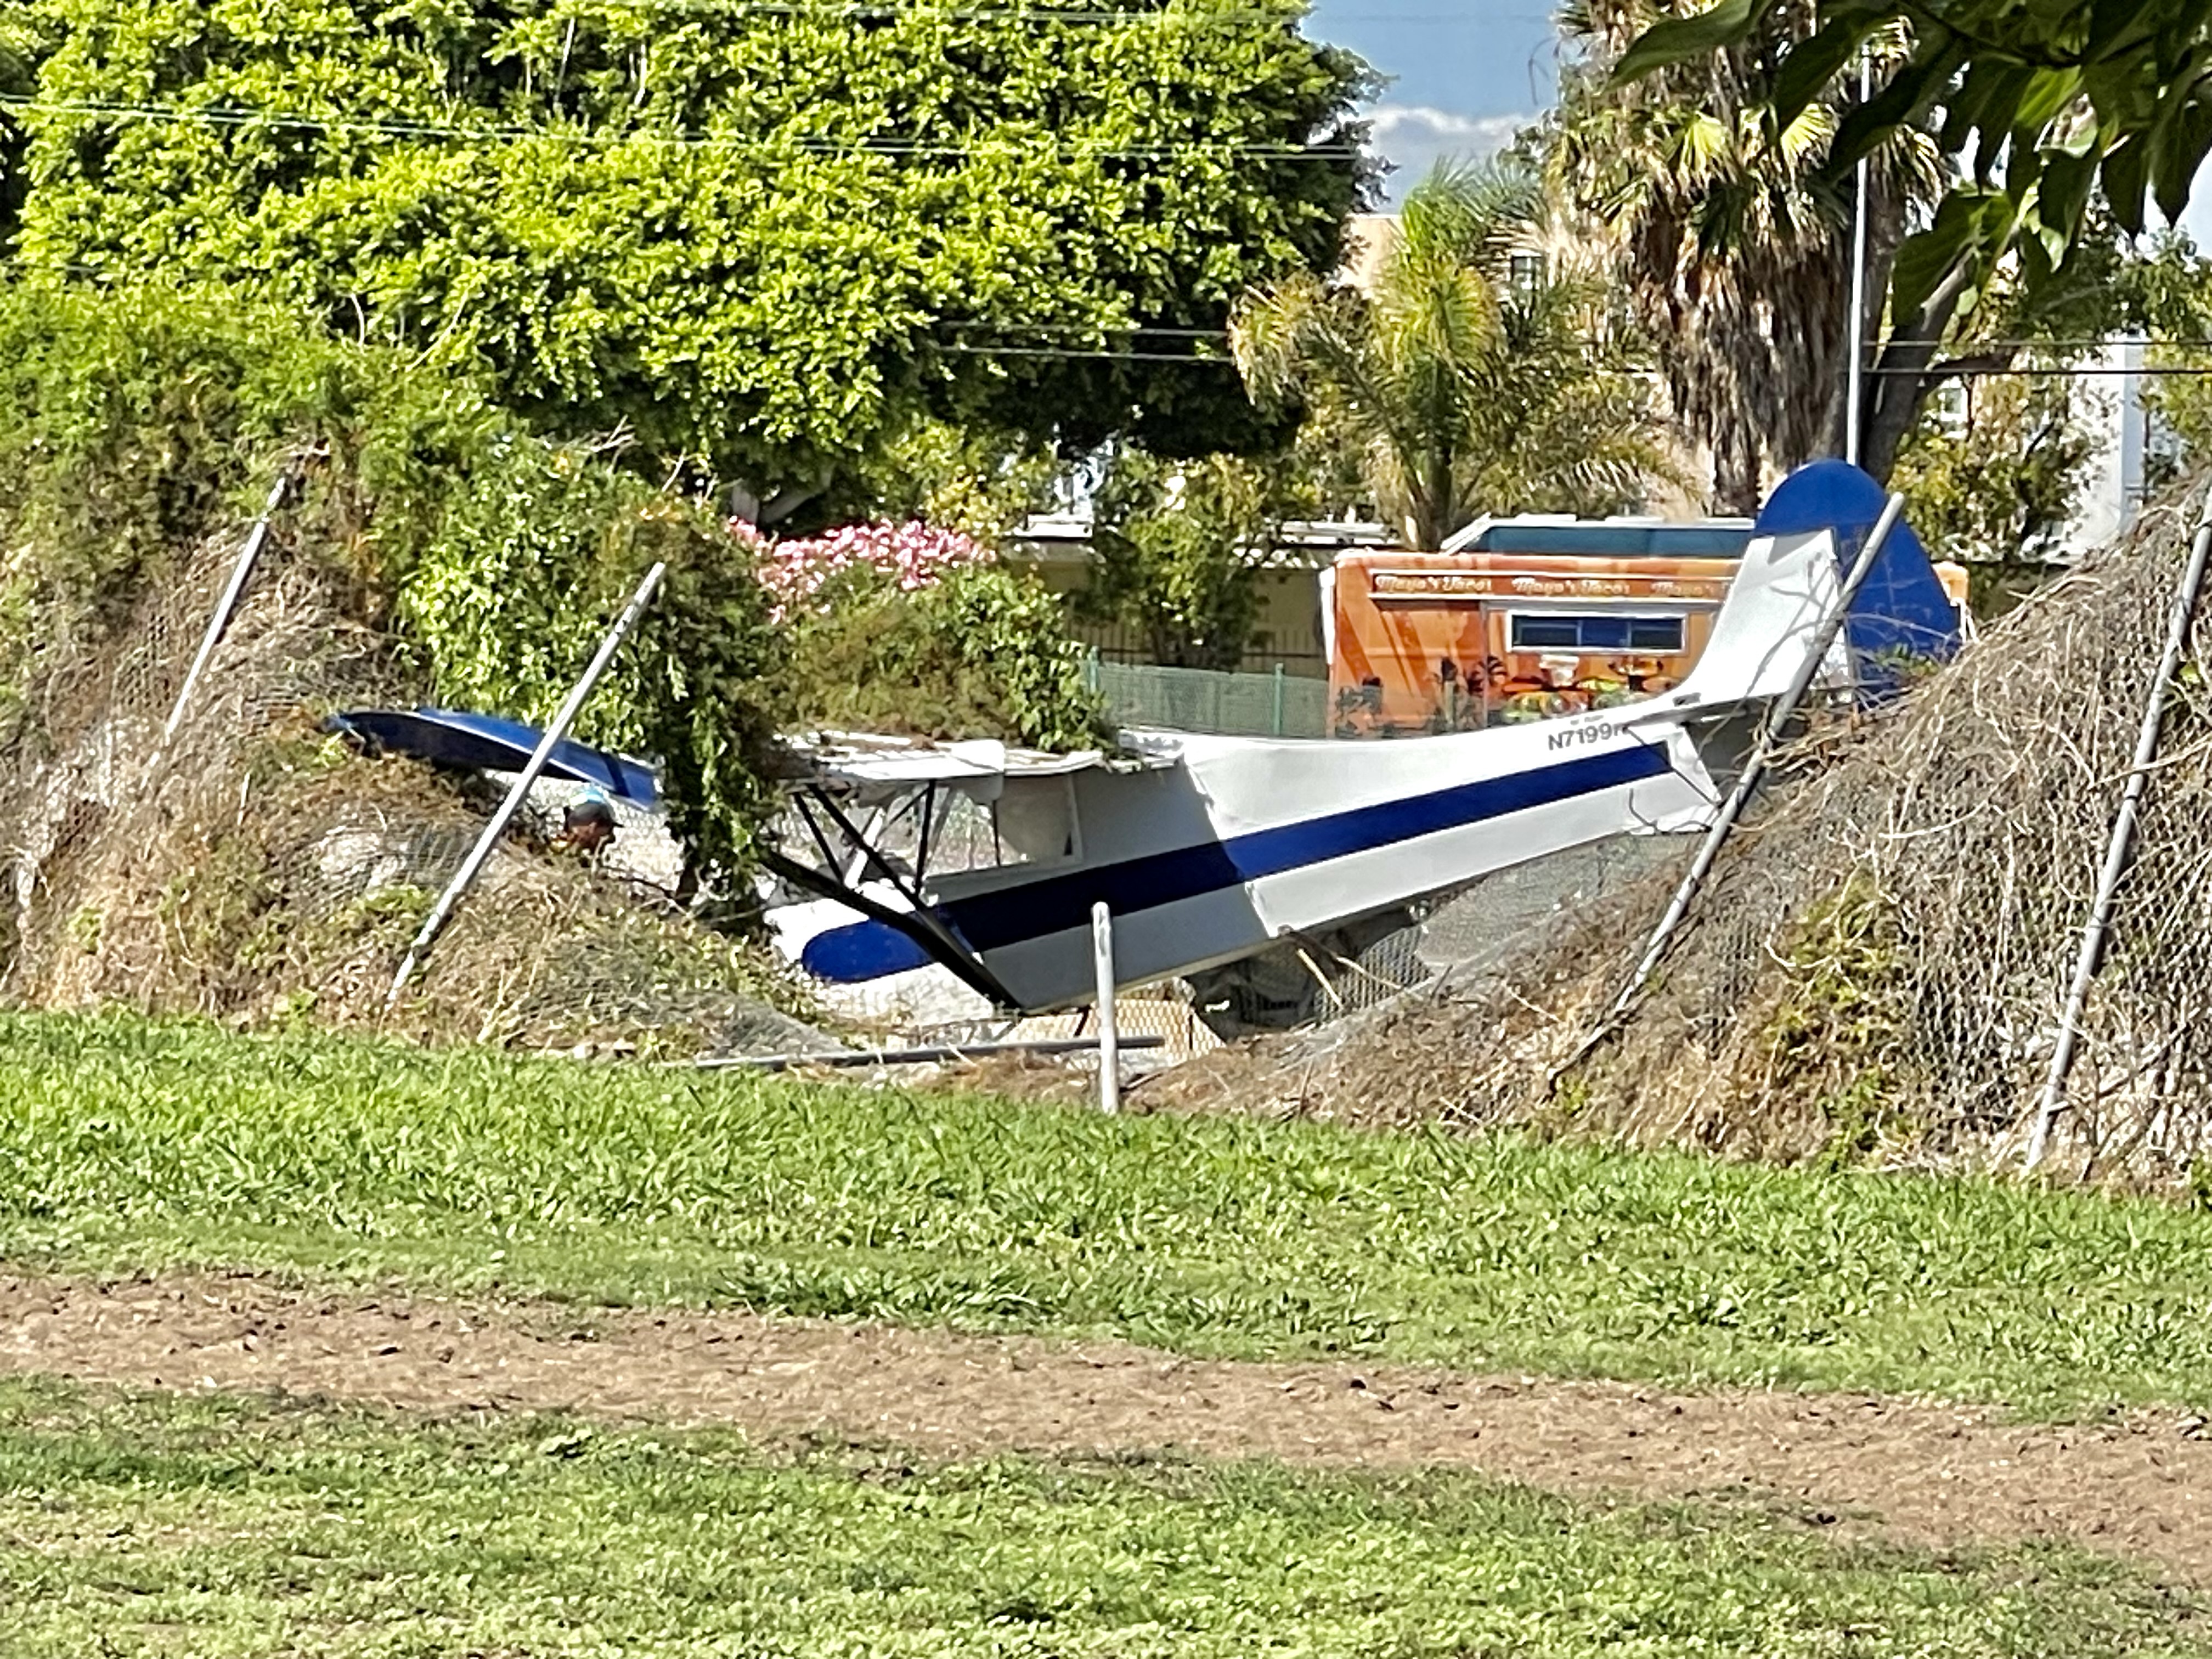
[2025,492,2212,1169]
[160,465,299,747]
[1091,900,1121,1113]
[386,561,667,1009]
[1550,493,1906,1085]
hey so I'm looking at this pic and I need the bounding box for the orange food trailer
[1325,519,1753,738]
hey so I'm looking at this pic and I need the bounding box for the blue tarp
[329,707,660,805]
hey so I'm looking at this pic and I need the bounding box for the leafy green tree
[1085,447,1284,670]
[1615,0,2212,383]
[18,0,1370,511]
[836,417,1062,546]
[1887,371,2099,605]
[1232,161,1673,549]
[2113,232,2212,485]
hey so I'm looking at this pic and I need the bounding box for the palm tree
[1549,1,1942,509]
[1231,161,1674,551]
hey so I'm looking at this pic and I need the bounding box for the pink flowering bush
[735,517,1104,749]
[744,519,994,621]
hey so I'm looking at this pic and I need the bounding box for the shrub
[790,560,1109,752]
[398,439,788,886]
[755,520,995,622]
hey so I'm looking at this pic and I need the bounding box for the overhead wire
[0,95,1359,161]
[498,0,1469,22]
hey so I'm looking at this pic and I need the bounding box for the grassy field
[5,1011,2212,1409]
[0,1376,2199,1658]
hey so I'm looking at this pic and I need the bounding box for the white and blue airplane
[763,462,1959,1022]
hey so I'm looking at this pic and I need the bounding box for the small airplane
[330,463,1956,1030]
[762,462,1960,1023]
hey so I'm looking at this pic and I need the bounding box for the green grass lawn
[0,1377,2199,1658]
[5,1011,2212,1409]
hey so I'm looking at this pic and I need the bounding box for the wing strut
[765,785,1022,1010]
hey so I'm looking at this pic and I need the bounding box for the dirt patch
[4,1270,2210,1579]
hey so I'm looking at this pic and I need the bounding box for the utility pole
[1846,54,1871,468]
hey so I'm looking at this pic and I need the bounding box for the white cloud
[1364,106,1531,205]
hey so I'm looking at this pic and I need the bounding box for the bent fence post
[385,561,668,1009]
[2025,492,2212,1169]
[1551,492,1907,1085]
[161,465,300,746]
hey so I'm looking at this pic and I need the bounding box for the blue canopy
[329,707,659,805]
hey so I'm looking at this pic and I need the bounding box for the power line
[1864,364,2212,376]
[0,95,1359,161]
[933,321,1227,337]
[514,0,1328,22]
[938,342,1234,360]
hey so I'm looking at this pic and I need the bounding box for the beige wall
[1024,551,1329,678]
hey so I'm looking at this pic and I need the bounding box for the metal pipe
[2025,492,2212,1167]
[162,466,297,744]
[1554,493,1907,1082]
[1846,55,1870,467]
[386,561,666,1007]
[1092,900,1121,1112]
[696,1035,1166,1071]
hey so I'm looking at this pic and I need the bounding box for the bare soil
[5,1271,2210,1580]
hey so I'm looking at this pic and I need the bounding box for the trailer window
[1510,613,1686,652]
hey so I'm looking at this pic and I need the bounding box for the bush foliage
[399,438,787,883]
[790,560,1109,751]
[0,280,1113,882]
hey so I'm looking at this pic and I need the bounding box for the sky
[1308,0,2212,241]
[1305,0,1561,205]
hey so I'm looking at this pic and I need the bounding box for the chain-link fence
[0,501,823,1056]
[1152,488,2212,1184]
[1090,657,1328,738]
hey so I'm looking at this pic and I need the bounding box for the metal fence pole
[1551,495,1906,1084]
[1091,901,1121,1113]
[1272,664,1286,736]
[161,466,298,746]
[2025,492,2212,1169]
[386,561,667,1008]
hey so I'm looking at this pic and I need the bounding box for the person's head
[563,794,618,853]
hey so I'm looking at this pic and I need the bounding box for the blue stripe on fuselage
[798,741,1669,983]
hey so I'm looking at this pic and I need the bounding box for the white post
[162,467,297,744]
[1091,900,1120,1113]
[1846,55,1871,467]
[386,561,667,1008]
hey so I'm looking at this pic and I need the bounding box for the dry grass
[0,520,818,1057]
[1158,487,2212,1187]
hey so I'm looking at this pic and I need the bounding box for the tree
[1085,447,1283,670]
[1616,0,2212,399]
[1550,2,1948,507]
[1887,370,2100,604]
[15,0,1372,514]
[1231,161,1673,549]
